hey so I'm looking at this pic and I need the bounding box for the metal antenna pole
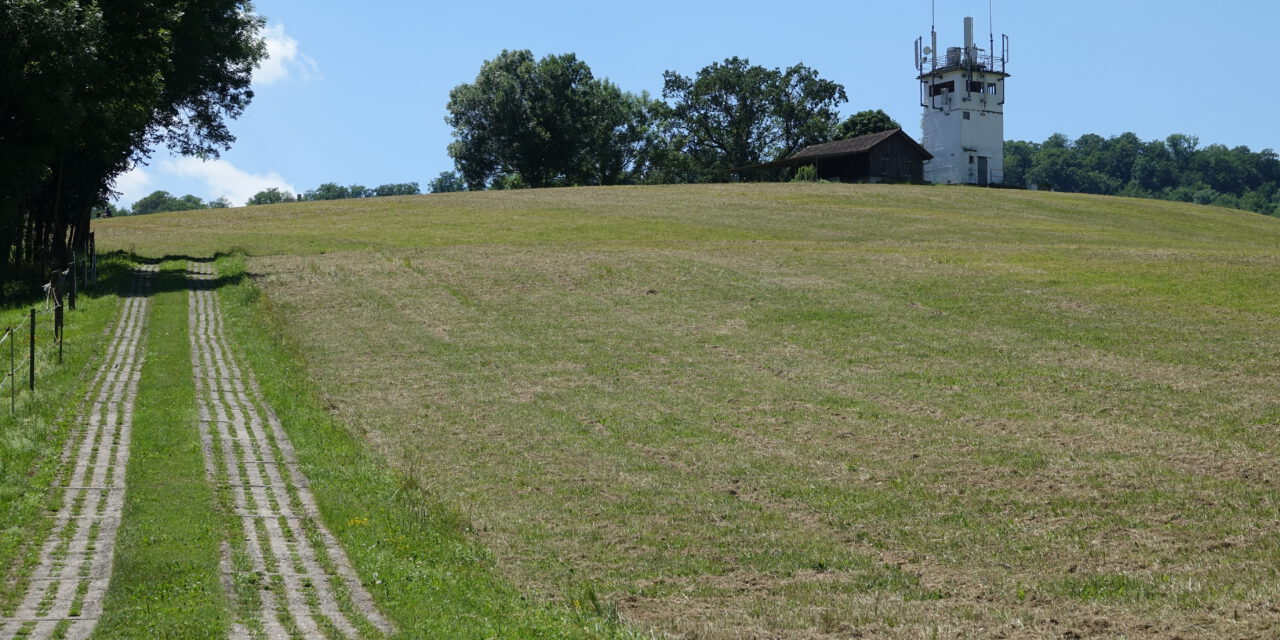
[989,0,995,56]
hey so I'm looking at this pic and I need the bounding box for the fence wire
[3,249,97,415]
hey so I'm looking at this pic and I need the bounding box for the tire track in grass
[187,261,391,639]
[0,265,155,640]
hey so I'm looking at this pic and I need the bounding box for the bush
[792,165,818,183]
[490,173,527,190]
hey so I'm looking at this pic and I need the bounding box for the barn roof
[732,128,933,172]
[790,128,932,162]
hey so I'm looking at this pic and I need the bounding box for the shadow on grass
[106,250,259,297]
[1,250,252,312]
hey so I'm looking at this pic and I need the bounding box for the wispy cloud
[164,157,295,206]
[255,23,320,85]
[111,165,154,208]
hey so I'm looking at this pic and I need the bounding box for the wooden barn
[739,128,933,183]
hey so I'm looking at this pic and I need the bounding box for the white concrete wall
[920,69,1006,185]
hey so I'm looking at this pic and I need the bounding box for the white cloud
[255,24,319,85]
[110,165,154,208]
[164,157,296,206]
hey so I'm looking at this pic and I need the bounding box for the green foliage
[490,173,528,190]
[0,0,265,287]
[447,50,653,190]
[304,182,351,201]
[373,182,420,197]
[792,165,819,182]
[245,187,291,206]
[835,109,900,140]
[1008,132,1280,215]
[660,57,847,178]
[429,171,467,193]
[304,181,421,201]
[130,190,208,215]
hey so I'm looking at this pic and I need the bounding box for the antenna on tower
[989,0,995,66]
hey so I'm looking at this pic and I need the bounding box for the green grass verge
[213,253,647,639]
[0,255,130,615]
[93,260,229,638]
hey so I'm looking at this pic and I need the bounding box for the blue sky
[114,0,1280,207]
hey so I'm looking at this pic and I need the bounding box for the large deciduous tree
[446,50,651,190]
[1,0,264,289]
[659,57,846,178]
[835,109,901,140]
[130,191,208,215]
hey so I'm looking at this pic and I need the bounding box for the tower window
[986,83,998,95]
[963,112,971,120]
[929,81,955,97]
[967,81,984,93]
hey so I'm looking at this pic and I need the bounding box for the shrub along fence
[1,233,98,414]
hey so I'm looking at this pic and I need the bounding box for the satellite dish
[923,46,933,55]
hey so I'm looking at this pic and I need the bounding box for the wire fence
[2,233,99,415]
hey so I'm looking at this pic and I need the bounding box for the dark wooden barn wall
[807,134,926,183]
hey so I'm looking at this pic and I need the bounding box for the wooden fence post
[28,309,35,391]
[8,327,13,414]
[55,304,63,364]
[69,256,77,311]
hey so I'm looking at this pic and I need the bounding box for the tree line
[1,0,264,291]
[108,181,425,217]
[443,50,900,190]
[1005,133,1280,216]
[444,50,1279,218]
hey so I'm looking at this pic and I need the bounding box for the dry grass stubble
[249,234,1278,639]
[94,184,1280,638]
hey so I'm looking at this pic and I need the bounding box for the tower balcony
[919,49,1008,78]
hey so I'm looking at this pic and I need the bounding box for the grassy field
[95,183,1280,638]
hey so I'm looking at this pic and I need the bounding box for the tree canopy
[1,0,264,289]
[300,181,420,201]
[444,50,881,186]
[836,109,901,140]
[429,171,467,193]
[247,188,294,206]
[1005,133,1280,215]
[660,57,847,176]
[446,50,654,190]
[131,191,210,215]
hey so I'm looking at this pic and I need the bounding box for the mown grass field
[95,183,1280,638]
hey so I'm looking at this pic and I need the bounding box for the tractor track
[1,265,156,640]
[188,261,391,639]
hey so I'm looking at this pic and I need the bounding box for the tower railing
[922,51,1006,76]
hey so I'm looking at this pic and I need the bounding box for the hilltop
[92,183,1280,638]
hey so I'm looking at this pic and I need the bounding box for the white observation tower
[915,14,1009,185]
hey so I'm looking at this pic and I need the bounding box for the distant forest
[1004,133,1280,216]
[106,182,422,217]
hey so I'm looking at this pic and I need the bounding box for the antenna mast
[989,0,995,61]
